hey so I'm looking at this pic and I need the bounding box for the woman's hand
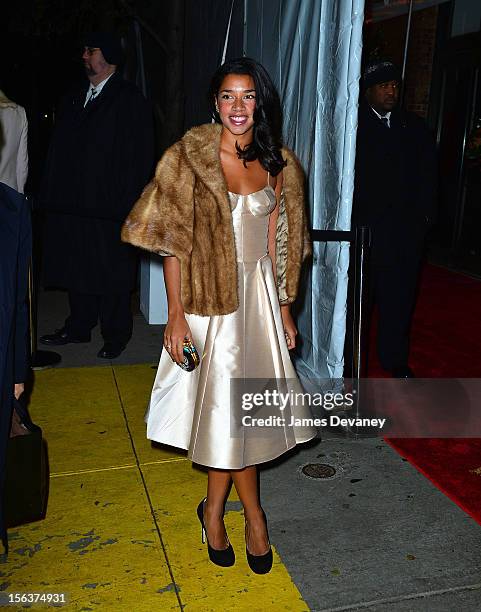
[281,305,297,350]
[164,312,193,365]
[162,256,192,365]
[14,383,25,400]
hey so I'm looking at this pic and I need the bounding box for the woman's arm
[163,256,192,364]
[17,108,28,194]
[280,306,297,351]
[267,172,297,350]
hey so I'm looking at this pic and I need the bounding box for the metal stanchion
[29,264,61,370]
[351,226,371,437]
[352,226,370,383]
[310,225,371,438]
[28,199,61,370]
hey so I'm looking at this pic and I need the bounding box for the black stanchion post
[309,226,372,437]
[352,225,371,436]
[29,266,61,370]
[352,226,370,384]
[28,198,61,370]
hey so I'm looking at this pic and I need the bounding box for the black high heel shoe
[197,498,235,567]
[245,509,273,574]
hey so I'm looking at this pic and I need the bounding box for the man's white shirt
[370,106,391,128]
[84,72,116,107]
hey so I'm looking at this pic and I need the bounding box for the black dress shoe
[197,498,235,567]
[40,328,90,346]
[245,509,273,574]
[97,342,126,359]
[392,366,415,378]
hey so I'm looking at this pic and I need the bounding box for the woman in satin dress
[123,58,316,574]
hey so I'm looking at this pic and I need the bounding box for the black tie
[380,116,389,128]
[86,88,97,106]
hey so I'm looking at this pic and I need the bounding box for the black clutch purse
[179,339,200,371]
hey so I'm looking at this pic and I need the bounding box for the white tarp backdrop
[245,0,364,380]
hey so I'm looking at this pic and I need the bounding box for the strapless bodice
[228,186,277,263]
[228,185,277,215]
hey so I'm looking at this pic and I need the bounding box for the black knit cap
[82,31,123,65]
[362,60,401,90]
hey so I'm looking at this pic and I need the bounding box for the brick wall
[404,6,439,118]
[363,5,439,118]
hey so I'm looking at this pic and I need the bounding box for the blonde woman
[0,89,28,193]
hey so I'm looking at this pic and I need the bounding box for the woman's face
[216,73,256,137]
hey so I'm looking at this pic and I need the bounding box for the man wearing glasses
[40,32,154,359]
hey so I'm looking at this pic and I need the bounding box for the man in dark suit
[354,60,437,377]
[40,32,154,359]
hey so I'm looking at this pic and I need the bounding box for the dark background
[0,0,244,194]
[1,0,480,276]
[363,0,481,276]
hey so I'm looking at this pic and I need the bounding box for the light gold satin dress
[146,182,317,469]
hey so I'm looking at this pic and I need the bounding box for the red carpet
[384,438,481,524]
[368,263,481,378]
[368,264,481,525]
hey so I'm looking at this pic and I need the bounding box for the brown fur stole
[121,123,311,316]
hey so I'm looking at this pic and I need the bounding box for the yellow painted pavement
[1,365,309,611]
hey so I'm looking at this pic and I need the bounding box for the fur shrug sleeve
[276,147,312,304]
[121,141,195,263]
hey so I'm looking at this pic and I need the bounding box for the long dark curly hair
[208,57,286,176]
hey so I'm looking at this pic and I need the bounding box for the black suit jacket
[353,102,437,264]
[39,72,155,294]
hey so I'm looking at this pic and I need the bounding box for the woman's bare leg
[204,469,232,549]
[231,466,269,555]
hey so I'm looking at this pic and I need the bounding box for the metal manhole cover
[301,463,336,479]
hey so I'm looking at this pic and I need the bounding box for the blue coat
[0,182,31,550]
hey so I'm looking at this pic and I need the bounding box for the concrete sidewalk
[261,434,481,611]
